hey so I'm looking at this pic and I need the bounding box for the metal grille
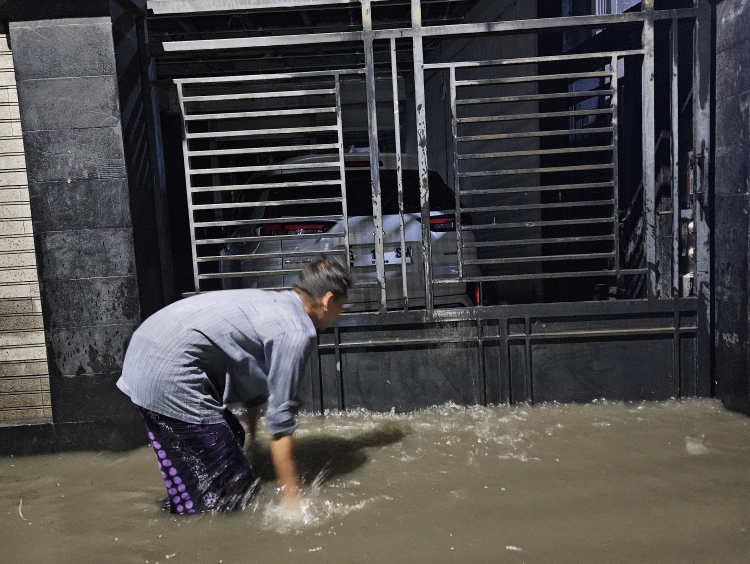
[595,0,612,15]
[176,71,360,292]
[161,2,705,310]
[427,51,648,286]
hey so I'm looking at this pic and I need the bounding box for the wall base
[0,417,146,456]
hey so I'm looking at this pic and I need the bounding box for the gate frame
[153,0,713,408]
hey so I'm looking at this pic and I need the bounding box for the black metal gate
[149,0,712,410]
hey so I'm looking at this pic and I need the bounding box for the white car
[219,152,480,310]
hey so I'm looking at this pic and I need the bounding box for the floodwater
[1,399,749,564]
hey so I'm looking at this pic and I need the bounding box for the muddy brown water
[1,399,749,564]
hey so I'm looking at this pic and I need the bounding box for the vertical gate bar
[313,337,324,415]
[524,317,533,404]
[610,55,620,275]
[411,0,434,312]
[673,307,681,398]
[334,74,352,277]
[693,0,713,395]
[499,318,510,404]
[477,320,486,406]
[450,66,464,279]
[176,82,201,293]
[361,0,388,312]
[390,38,409,310]
[670,20,680,298]
[334,327,344,410]
[641,6,658,298]
[209,140,222,221]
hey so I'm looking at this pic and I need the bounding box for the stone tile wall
[0,30,52,425]
[714,0,750,416]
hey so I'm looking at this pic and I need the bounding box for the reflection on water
[1,399,749,564]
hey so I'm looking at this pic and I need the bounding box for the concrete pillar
[714,0,750,415]
[3,0,160,451]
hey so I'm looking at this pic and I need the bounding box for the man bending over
[117,257,351,514]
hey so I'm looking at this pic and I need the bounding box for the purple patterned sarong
[134,405,260,514]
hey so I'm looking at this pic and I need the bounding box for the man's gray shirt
[117,289,317,436]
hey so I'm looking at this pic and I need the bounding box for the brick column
[4,0,152,450]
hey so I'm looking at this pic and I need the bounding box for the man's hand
[269,434,302,506]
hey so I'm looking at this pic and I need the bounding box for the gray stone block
[37,228,136,281]
[715,145,750,197]
[23,127,127,183]
[0,313,44,331]
[48,372,135,425]
[716,0,750,54]
[0,298,41,315]
[41,276,140,330]
[9,18,115,81]
[714,188,750,416]
[0,219,32,237]
[0,390,48,409]
[28,178,132,233]
[17,76,121,132]
[715,92,750,150]
[46,323,136,378]
[0,234,34,253]
[0,360,47,378]
[713,192,750,414]
[0,377,47,394]
[8,2,111,26]
[53,418,146,451]
[715,39,750,104]
[0,423,54,455]
[714,194,750,303]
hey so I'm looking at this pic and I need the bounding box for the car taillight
[427,213,472,232]
[258,222,335,236]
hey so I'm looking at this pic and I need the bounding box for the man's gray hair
[295,256,352,299]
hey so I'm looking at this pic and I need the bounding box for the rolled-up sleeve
[264,330,315,437]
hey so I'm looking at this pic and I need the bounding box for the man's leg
[134,405,259,514]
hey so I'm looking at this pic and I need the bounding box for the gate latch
[688,148,707,207]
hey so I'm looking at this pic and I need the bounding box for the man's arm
[263,329,315,504]
[270,434,302,505]
[239,404,263,457]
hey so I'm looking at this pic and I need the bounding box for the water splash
[685,435,710,456]
[308,462,331,491]
[260,492,379,534]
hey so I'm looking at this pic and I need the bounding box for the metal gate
[176,70,357,293]
[151,0,713,408]
[436,52,632,286]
